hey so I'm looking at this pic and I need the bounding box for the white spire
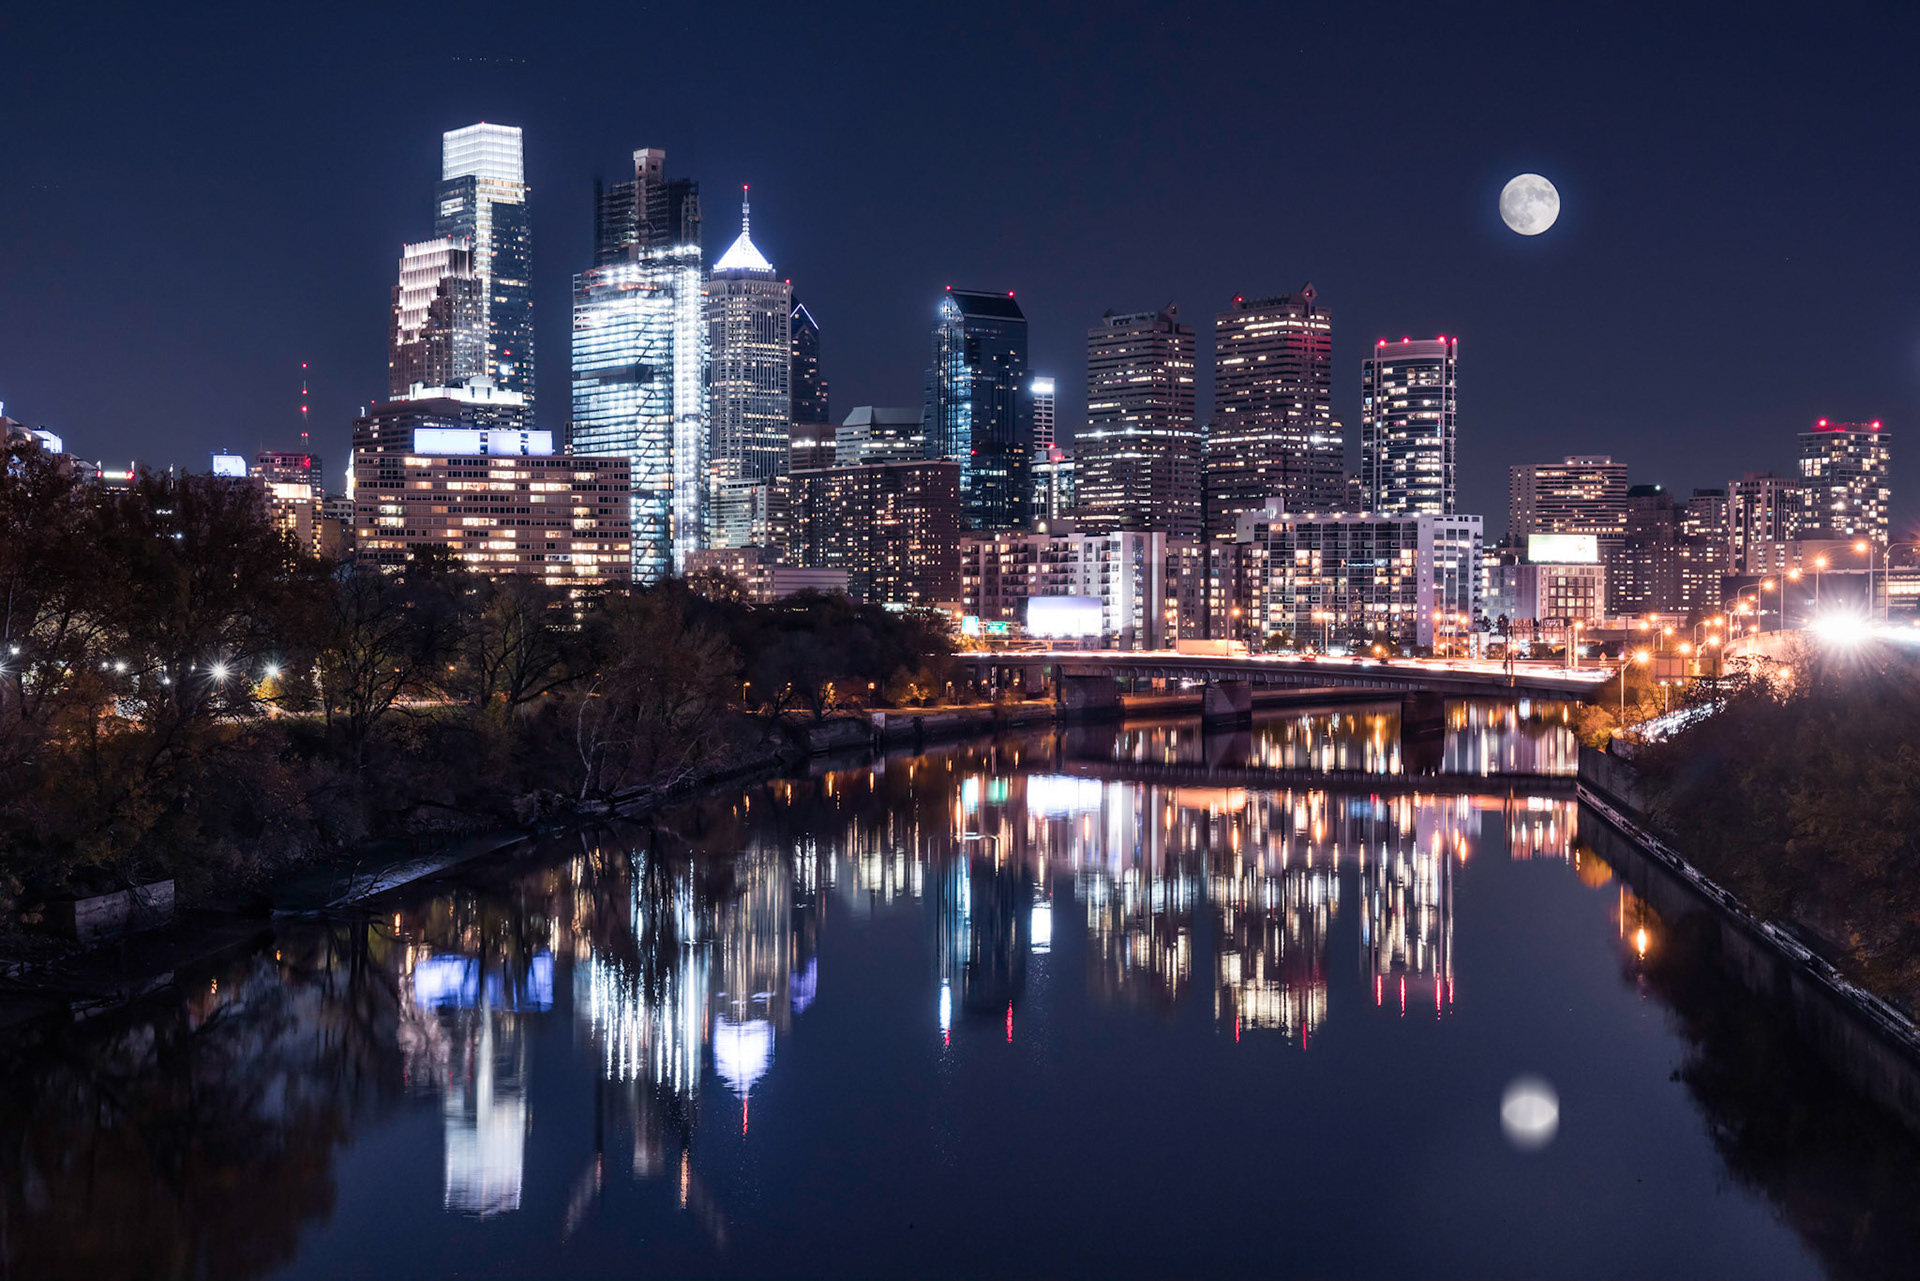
[713,183,773,273]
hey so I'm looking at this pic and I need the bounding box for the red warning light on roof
[1008,291,1015,298]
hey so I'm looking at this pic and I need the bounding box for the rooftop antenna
[299,362,310,452]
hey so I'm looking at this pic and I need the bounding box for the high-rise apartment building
[1727,471,1801,573]
[790,298,829,427]
[434,124,534,406]
[1207,286,1342,534]
[925,288,1029,530]
[388,237,483,398]
[1509,455,1632,610]
[1680,487,1727,545]
[1076,305,1201,536]
[572,146,708,584]
[1508,455,1629,539]
[1231,510,1483,651]
[959,526,1169,649]
[1361,336,1458,515]
[790,459,962,605]
[706,189,791,484]
[1030,376,1057,452]
[1798,418,1890,544]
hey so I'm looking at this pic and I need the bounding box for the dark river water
[7,701,1920,1279]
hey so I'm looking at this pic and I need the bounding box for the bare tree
[574,594,736,804]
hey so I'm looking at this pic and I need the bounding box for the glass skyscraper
[790,298,829,428]
[434,124,534,406]
[1361,336,1458,515]
[925,288,1030,530]
[572,146,707,583]
[388,236,483,397]
[706,188,791,484]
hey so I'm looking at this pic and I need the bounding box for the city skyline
[5,6,1917,537]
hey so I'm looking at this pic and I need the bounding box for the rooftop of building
[944,288,1025,320]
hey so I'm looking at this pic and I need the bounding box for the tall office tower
[1798,418,1890,543]
[1361,336,1458,515]
[1206,286,1342,535]
[790,298,829,426]
[573,146,707,583]
[925,288,1030,530]
[1727,470,1803,573]
[1076,305,1201,535]
[388,238,484,397]
[435,124,534,406]
[594,148,700,263]
[1030,376,1057,452]
[706,189,791,484]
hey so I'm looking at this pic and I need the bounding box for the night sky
[5,2,1918,535]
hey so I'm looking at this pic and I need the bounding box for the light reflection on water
[0,703,1878,1280]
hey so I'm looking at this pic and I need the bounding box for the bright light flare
[1811,613,1874,646]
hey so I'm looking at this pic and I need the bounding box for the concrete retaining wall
[1576,764,1920,1134]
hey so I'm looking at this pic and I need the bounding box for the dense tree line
[1637,641,1920,1009]
[0,442,953,914]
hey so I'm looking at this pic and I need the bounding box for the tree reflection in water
[0,923,406,1280]
[1636,912,1920,1281]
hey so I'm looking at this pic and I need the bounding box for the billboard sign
[1527,533,1599,564]
[1026,595,1104,638]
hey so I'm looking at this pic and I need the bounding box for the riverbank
[1579,745,1920,1136]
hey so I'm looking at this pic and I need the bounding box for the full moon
[1499,173,1560,236]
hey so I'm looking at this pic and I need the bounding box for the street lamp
[1813,554,1828,604]
[1855,539,1877,621]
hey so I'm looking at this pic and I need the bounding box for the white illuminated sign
[1528,533,1599,564]
[211,454,248,477]
[411,428,555,457]
[1026,595,1104,638]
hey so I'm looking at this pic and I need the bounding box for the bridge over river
[958,649,1608,719]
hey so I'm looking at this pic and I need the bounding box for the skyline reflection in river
[4,703,1905,1279]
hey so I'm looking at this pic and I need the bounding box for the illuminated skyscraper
[1076,305,1200,535]
[388,237,483,397]
[1030,376,1057,452]
[1798,418,1890,544]
[434,124,534,406]
[572,146,707,583]
[706,188,791,483]
[790,298,829,427]
[925,288,1030,530]
[1361,336,1458,515]
[1206,286,1343,535]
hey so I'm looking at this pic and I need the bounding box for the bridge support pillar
[1401,691,1446,775]
[1201,679,1253,728]
[1058,675,1122,722]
